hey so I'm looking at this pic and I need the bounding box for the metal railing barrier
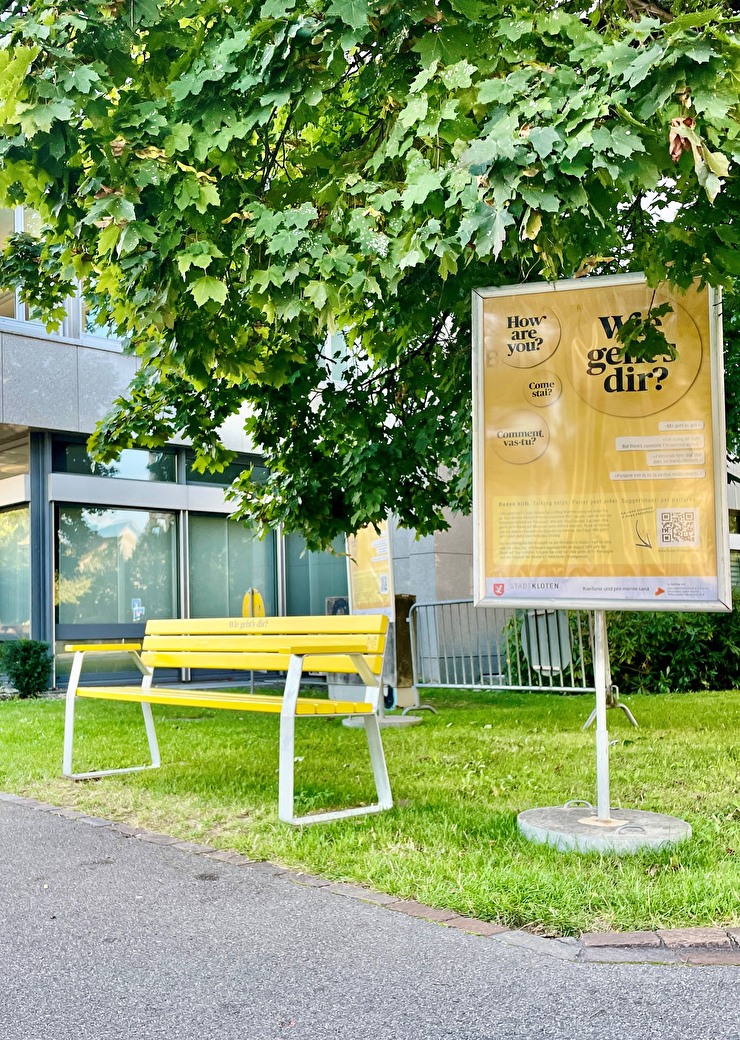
[409,599,595,694]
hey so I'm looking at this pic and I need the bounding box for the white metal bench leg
[63,652,161,780]
[278,654,304,824]
[279,655,394,826]
[363,714,393,811]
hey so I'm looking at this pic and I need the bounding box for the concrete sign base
[518,804,691,854]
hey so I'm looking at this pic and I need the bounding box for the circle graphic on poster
[566,288,703,417]
[523,371,562,408]
[484,306,561,368]
[489,409,549,464]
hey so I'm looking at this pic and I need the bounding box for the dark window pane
[285,534,348,616]
[52,442,176,482]
[185,453,268,487]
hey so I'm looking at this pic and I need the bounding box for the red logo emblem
[655,587,666,596]
[493,583,505,597]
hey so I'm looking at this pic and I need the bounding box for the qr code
[378,573,389,595]
[657,508,700,547]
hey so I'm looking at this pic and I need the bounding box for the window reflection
[0,434,29,479]
[0,506,30,639]
[56,506,178,624]
[82,296,117,340]
[0,208,16,318]
[285,534,348,616]
[185,452,267,487]
[188,515,276,617]
[52,441,177,482]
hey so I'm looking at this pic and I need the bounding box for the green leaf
[195,183,221,214]
[399,95,428,130]
[664,6,723,33]
[327,0,369,30]
[174,178,201,211]
[261,0,296,17]
[58,65,101,94]
[441,61,476,90]
[0,45,40,123]
[449,0,483,16]
[177,242,224,275]
[438,251,458,280]
[163,123,193,155]
[117,223,140,255]
[304,280,328,310]
[190,276,228,307]
[402,166,443,209]
[521,209,542,241]
[20,100,74,136]
[527,127,561,159]
[97,223,121,256]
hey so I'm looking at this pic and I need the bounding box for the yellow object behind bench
[242,587,265,617]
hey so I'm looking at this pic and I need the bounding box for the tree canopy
[1,0,740,547]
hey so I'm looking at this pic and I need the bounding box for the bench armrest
[65,644,142,653]
[65,644,150,693]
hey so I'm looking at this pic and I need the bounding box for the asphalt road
[1,800,738,1040]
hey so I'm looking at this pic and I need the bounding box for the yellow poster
[347,520,394,619]
[473,274,730,610]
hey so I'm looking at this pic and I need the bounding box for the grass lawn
[2,686,740,936]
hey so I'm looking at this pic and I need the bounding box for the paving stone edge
[3,790,740,967]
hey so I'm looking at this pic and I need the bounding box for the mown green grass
[2,687,740,936]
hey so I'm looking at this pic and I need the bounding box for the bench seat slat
[65,644,142,653]
[139,651,384,674]
[76,687,373,715]
[145,616,387,636]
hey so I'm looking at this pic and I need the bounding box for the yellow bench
[63,615,393,825]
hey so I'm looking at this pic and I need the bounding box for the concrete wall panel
[77,347,137,432]
[434,550,474,601]
[2,333,79,430]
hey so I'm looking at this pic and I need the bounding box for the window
[185,451,268,487]
[81,296,118,340]
[188,515,277,618]
[0,209,14,319]
[285,534,348,616]
[0,432,29,480]
[0,506,30,639]
[0,207,46,327]
[0,207,119,344]
[56,506,178,625]
[52,440,177,482]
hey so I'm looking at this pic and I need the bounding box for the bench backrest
[140,615,388,677]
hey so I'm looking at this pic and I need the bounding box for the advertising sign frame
[346,518,395,621]
[472,273,731,613]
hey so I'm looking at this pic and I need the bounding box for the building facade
[0,205,355,682]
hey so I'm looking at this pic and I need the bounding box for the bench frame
[63,640,393,826]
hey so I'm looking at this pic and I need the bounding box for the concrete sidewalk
[1,801,738,1040]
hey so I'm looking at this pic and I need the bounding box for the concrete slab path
[1,800,738,1040]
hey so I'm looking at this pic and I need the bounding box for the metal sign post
[593,610,611,823]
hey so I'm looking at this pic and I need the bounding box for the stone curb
[3,791,740,967]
